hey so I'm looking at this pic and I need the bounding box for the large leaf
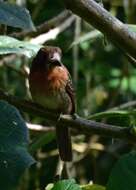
[107,151,136,190]
[51,179,81,190]
[0,2,35,30]
[0,101,35,190]
[0,36,41,58]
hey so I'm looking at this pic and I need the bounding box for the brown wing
[65,73,76,114]
[57,72,74,161]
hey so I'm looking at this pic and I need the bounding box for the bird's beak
[50,52,62,66]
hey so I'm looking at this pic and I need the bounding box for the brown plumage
[29,46,75,161]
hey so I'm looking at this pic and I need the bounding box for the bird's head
[31,46,62,71]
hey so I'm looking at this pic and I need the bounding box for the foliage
[0,36,41,57]
[0,1,35,30]
[50,179,81,190]
[0,0,136,190]
[0,101,35,190]
[45,180,105,190]
[107,152,136,190]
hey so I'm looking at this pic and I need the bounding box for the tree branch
[11,10,72,39]
[59,115,135,143]
[30,15,75,45]
[62,0,136,60]
[0,88,136,143]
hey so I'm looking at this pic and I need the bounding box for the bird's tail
[56,124,72,162]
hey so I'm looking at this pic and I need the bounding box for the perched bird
[29,46,75,162]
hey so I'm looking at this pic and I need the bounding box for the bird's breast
[47,66,68,90]
[29,66,70,111]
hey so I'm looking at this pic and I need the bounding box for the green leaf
[107,151,136,190]
[0,101,35,190]
[0,2,35,30]
[81,184,105,190]
[0,36,41,58]
[51,179,82,190]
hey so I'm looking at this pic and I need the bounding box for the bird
[29,46,75,162]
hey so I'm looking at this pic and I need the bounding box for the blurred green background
[1,0,136,189]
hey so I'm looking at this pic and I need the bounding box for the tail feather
[56,125,72,162]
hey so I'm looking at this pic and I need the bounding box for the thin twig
[110,101,136,110]
[27,122,54,132]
